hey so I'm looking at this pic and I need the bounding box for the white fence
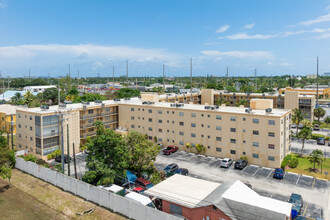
[15,157,181,220]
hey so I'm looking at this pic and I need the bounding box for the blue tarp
[126,170,137,184]
[291,209,298,219]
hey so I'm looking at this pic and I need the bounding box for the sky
[1,0,330,78]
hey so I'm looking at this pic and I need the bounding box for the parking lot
[155,151,329,219]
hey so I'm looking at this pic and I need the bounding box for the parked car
[164,163,179,174]
[328,141,330,146]
[55,155,71,163]
[132,186,145,194]
[234,159,248,170]
[273,168,284,179]
[289,193,303,215]
[174,168,189,176]
[220,158,233,168]
[163,146,178,155]
[298,124,304,129]
[291,124,297,129]
[317,138,325,145]
[135,177,153,190]
[313,124,320,131]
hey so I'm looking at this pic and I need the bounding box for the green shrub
[240,156,248,161]
[311,133,325,140]
[19,154,37,163]
[288,157,299,168]
[325,136,330,141]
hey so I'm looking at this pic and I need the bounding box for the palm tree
[23,91,35,105]
[324,116,330,127]
[292,108,304,135]
[307,149,323,171]
[314,107,326,123]
[11,92,22,104]
[298,127,312,152]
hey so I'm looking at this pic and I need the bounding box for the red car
[135,177,153,190]
[133,186,145,194]
[163,146,178,155]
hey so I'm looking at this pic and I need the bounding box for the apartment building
[154,89,314,120]
[16,101,119,159]
[0,105,18,134]
[279,86,330,99]
[16,98,291,168]
[119,98,291,168]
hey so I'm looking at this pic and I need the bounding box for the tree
[11,92,23,105]
[298,127,312,152]
[0,165,12,184]
[314,107,326,123]
[115,88,140,98]
[307,149,323,171]
[292,108,304,135]
[0,136,14,184]
[325,117,330,126]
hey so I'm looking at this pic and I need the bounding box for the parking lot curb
[315,177,328,181]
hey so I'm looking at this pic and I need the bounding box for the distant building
[0,104,19,134]
[324,72,330,77]
[279,86,330,100]
[23,85,56,93]
[306,74,317,79]
[0,90,39,102]
[145,175,292,220]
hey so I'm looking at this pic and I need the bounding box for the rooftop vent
[114,98,120,101]
[204,105,211,109]
[81,101,90,105]
[245,108,252,113]
[59,104,66,108]
[64,101,72,104]
[265,108,272,113]
[95,100,103,104]
[124,98,131,100]
[40,105,49,110]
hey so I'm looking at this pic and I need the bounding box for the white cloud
[0,0,7,9]
[243,23,255,29]
[216,24,230,33]
[225,33,274,40]
[326,5,330,11]
[315,32,330,39]
[201,50,273,59]
[299,13,330,26]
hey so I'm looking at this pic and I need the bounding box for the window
[268,132,275,137]
[148,127,152,131]
[201,124,204,127]
[170,204,182,215]
[148,109,152,113]
[230,128,236,132]
[230,139,236,144]
[268,156,275,161]
[191,113,196,117]
[30,137,33,141]
[201,114,204,117]
[230,116,236,121]
[138,108,140,111]
[216,115,221,120]
[253,142,259,147]
[179,141,184,145]
[243,140,246,143]
[148,118,152,122]
[88,119,94,123]
[230,150,236,154]
[253,153,259,159]
[131,116,135,120]
[30,126,33,131]
[208,114,210,118]
[158,129,162,132]
[191,123,196,127]
[18,124,21,128]
[19,133,21,137]
[191,133,196,137]
[243,129,246,132]
[179,122,184,126]
[253,119,259,124]
[172,111,174,114]
[158,138,162,142]
[88,109,94,114]
[216,126,221,130]
[253,130,259,135]
[131,124,135,128]
[207,125,210,128]
[216,148,221,152]
[158,119,162,123]
[29,116,32,120]
[268,144,275,149]
[148,136,152,140]
[268,120,275,125]
[105,107,110,112]
[18,114,21,118]
[243,118,246,121]
[179,131,184,136]
[207,135,210,139]
[201,134,204,137]
[216,137,221,141]
[158,110,162,114]
[179,112,184,116]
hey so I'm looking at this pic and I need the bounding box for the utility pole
[316,57,319,107]
[126,60,129,88]
[48,73,50,84]
[11,115,14,150]
[254,68,257,90]
[67,124,70,177]
[61,114,65,173]
[77,70,80,86]
[163,64,165,93]
[58,78,61,105]
[112,66,115,89]
[68,64,71,89]
[73,143,77,179]
[226,66,229,86]
[271,75,273,89]
[29,68,30,79]
[190,58,193,94]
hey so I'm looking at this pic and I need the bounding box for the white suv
[220,158,233,168]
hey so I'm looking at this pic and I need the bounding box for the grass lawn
[286,157,330,180]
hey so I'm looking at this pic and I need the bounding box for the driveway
[155,151,330,220]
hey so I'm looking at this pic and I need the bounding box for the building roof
[213,91,314,98]
[0,90,39,101]
[23,85,56,89]
[0,104,19,115]
[17,97,290,117]
[145,175,292,219]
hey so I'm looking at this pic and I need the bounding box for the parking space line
[250,165,258,168]
[296,175,301,185]
[252,167,261,176]
[281,172,287,181]
[302,204,308,217]
[287,172,299,176]
[266,169,273,178]
[302,175,313,178]
[241,165,249,172]
[312,178,316,188]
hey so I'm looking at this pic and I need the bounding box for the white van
[125,192,155,208]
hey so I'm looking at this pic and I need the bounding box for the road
[155,151,329,220]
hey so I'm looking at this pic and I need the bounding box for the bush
[19,154,37,163]
[46,149,61,160]
[288,157,299,168]
[325,136,330,141]
[311,133,325,140]
[240,156,248,161]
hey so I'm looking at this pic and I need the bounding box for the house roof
[145,175,292,219]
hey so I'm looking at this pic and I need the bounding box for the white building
[23,85,57,93]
